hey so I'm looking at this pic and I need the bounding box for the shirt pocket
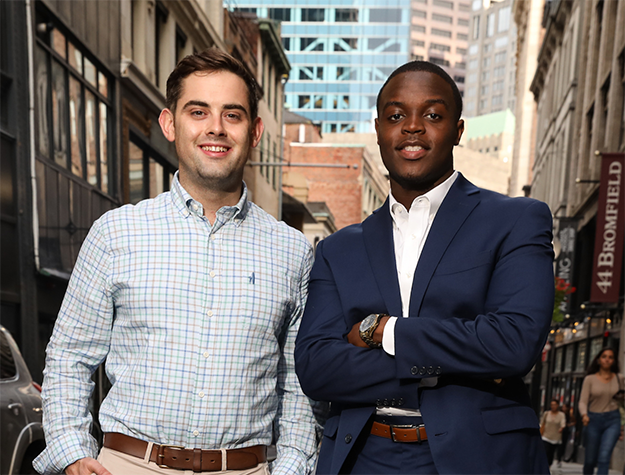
[235,269,293,337]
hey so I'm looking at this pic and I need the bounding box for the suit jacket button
[383,399,388,406]
[419,367,426,375]
[376,399,382,407]
[398,398,404,406]
[427,366,434,375]
[391,399,396,406]
[411,366,419,375]
[435,366,442,375]
[345,434,353,444]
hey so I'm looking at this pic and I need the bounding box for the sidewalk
[550,461,622,475]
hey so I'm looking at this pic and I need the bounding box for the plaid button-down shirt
[34,175,319,474]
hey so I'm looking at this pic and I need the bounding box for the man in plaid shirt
[34,49,321,475]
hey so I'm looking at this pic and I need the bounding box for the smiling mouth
[403,145,424,152]
[201,145,230,153]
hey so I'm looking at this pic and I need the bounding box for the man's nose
[206,115,226,136]
[402,114,424,134]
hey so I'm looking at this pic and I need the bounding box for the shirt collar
[389,170,459,219]
[170,171,250,223]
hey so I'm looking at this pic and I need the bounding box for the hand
[65,457,112,475]
[346,317,390,348]
[582,414,590,426]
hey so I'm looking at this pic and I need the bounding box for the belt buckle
[390,423,424,443]
[157,444,186,468]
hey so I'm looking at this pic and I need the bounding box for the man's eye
[225,113,241,120]
[426,113,441,120]
[191,110,205,117]
[388,114,402,121]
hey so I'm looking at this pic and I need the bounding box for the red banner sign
[590,153,625,302]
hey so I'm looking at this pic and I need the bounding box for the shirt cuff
[33,430,98,474]
[382,316,397,356]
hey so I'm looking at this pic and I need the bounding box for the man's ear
[158,108,176,143]
[374,118,380,145]
[250,117,265,148]
[455,119,465,145]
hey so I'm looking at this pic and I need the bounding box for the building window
[282,37,291,51]
[486,13,495,37]
[314,96,323,109]
[432,13,452,23]
[483,56,491,68]
[430,43,451,52]
[176,28,187,64]
[468,59,478,70]
[469,44,478,55]
[269,8,291,21]
[433,0,453,9]
[458,18,469,26]
[459,3,471,11]
[493,80,504,91]
[492,94,502,106]
[495,51,506,63]
[430,57,450,67]
[369,9,402,22]
[456,62,466,69]
[413,10,427,18]
[494,65,505,77]
[472,16,480,39]
[298,95,310,108]
[335,8,358,22]
[466,86,476,97]
[483,43,492,53]
[495,36,509,48]
[457,33,468,41]
[482,70,490,81]
[412,39,426,47]
[414,25,426,33]
[481,85,489,96]
[128,133,175,204]
[35,16,113,194]
[457,47,467,55]
[432,28,452,38]
[411,54,425,61]
[498,6,511,32]
[300,38,323,51]
[334,38,358,52]
[301,8,324,21]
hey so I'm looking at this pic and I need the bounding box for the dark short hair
[586,347,620,375]
[376,61,463,120]
[166,48,260,120]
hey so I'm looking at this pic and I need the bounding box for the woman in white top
[540,398,566,466]
[578,347,624,475]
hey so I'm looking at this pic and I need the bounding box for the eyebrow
[181,100,249,117]
[382,98,449,110]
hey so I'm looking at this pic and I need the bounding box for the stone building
[529,0,625,468]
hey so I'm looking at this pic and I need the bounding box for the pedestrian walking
[579,347,624,475]
[542,399,566,466]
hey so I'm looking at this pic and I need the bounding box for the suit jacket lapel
[408,174,481,317]
[362,200,403,317]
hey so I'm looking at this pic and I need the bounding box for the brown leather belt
[103,433,267,472]
[371,421,428,443]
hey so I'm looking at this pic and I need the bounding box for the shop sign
[590,153,625,302]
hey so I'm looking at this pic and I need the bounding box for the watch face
[361,314,378,332]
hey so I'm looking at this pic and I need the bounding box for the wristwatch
[359,313,385,349]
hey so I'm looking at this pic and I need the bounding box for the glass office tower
[232,2,410,133]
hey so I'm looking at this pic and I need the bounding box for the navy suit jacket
[295,174,554,474]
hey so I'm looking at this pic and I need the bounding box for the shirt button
[207,310,213,317]
[203,351,210,358]
[199,391,205,398]
[411,234,417,240]
[210,234,217,241]
[209,271,216,278]
[193,430,199,436]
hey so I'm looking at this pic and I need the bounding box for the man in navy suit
[294,61,554,474]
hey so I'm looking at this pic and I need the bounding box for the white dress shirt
[376,171,458,417]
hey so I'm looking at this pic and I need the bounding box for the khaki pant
[97,447,270,475]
